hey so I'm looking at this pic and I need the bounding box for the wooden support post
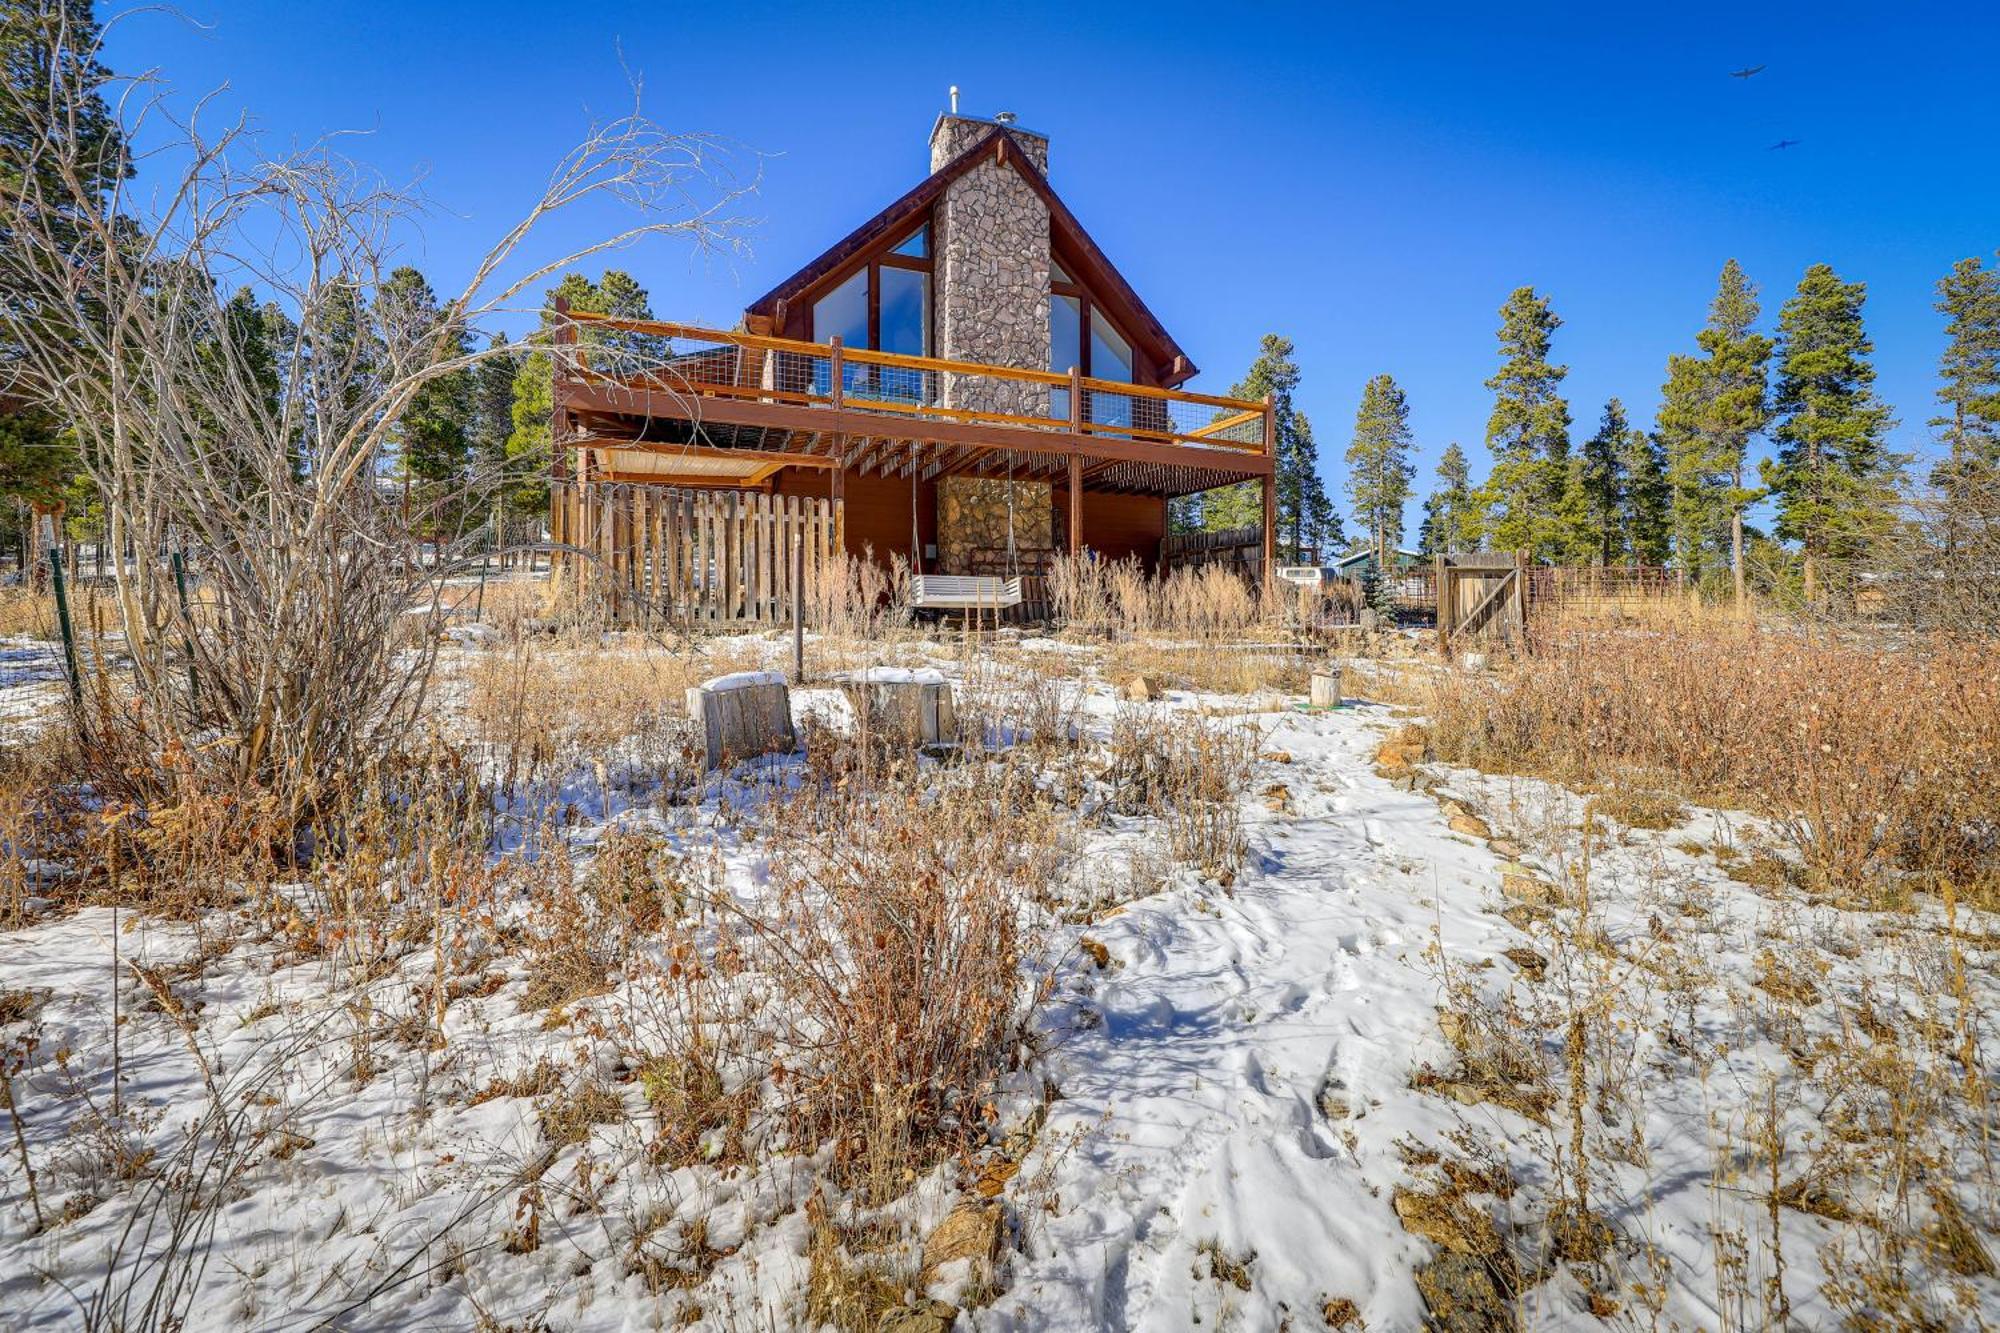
[1068,452,1083,558]
[1435,552,1451,654]
[1261,393,1278,586]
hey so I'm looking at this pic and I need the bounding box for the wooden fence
[1160,525,1265,574]
[553,482,841,624]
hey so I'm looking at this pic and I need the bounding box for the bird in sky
[1730,64,1768,79]
[1768,138,1802,150]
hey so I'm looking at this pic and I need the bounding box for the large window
[1050,253,1137,427]
[810,221,932,401]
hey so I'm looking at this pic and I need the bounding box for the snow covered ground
[0,637,1994,1330]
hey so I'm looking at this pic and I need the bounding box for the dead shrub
[1104,709,1259,885]
[750,757,1070,1199]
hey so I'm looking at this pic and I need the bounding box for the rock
[1461,651,1489,673]
[878,1299,958,1333]
[1500,868,1564,908]
[1448,812,1493,839]
[972,1158,1019,1198]
[1373,723,1430,778]
[1122,674,1165,703]
[1414,1251,1517,1333]
[1260,749,1294,764]
[1487,838,1523,860]
[920,1203,999,1285]
[1502,947,1548,981]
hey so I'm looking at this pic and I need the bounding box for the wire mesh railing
[559,311,1271,455]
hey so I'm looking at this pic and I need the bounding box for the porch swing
[905,450,1024,612]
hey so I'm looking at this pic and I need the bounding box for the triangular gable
[743,126,1196,385]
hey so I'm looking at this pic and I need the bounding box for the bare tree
[0,6,752,840]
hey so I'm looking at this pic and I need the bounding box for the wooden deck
[549,305,1279,575]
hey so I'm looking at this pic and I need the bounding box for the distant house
[548,110,1278,606]
[1331,547,1425,578]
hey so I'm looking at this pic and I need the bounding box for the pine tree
[1576,400,1630,565]
[1930,254,2000,500]
[0,0,126,519]
[1763,263,1903,605]
[1481,287,1570,558]
[1656,260,1772,596]
[1621,429,1672,565]
[1418,442,1477,556]
[376,267,473,496]
[506,272,646,519]
[1345,373,1414,569]
[1205,334,1340,559]
[470,332,518,544]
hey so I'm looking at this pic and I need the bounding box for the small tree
[1574,400,1630,565]
[1419,442,1477,555]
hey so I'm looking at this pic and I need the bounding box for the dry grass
[1048,554,1301,641]
[1426,625,2000,904]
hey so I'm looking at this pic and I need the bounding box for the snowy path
[994,703,1518,1331]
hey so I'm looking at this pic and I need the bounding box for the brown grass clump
[1104,641,1310,697]
[1048,554,1299,641]
[1426,626,2000,903]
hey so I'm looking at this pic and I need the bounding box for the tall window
[811,221,932,400]
[1049,253,1136,426]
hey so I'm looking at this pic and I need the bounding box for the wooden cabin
[549,110,1275,618]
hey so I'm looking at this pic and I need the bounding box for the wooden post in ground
[792,536,805,684]
[1435,552,1452,654]
[1514,548,1530,645]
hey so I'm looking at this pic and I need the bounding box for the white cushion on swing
[908,574,1023,610]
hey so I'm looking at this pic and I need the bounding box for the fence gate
[1435,551,1529,650]
[552,482,841,624]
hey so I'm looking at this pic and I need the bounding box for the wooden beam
[572,439,838,470]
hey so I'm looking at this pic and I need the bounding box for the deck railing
[560,310,1271,455]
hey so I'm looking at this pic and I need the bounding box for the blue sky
[107,1,2000,531]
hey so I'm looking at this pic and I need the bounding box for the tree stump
[685,671,797,772]
[1310,666,1343,709]
[838,667,957,746]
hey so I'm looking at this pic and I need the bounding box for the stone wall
[937,478,1055,575]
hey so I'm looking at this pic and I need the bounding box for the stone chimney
[928,109,1052,416]
[929,112,1050,175]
